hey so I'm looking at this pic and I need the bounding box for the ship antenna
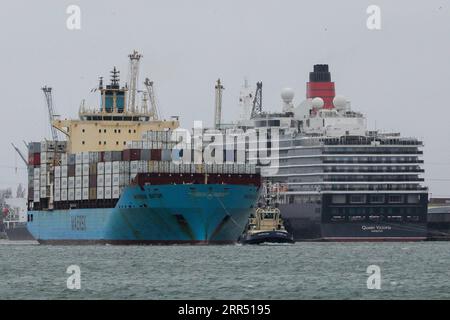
[110,67,120,86]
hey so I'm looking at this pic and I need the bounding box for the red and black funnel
[306,64,335,109]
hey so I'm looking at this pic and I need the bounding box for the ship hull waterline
[27,184,260,245]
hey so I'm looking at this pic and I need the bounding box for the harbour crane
[144,77,160,120]
[42,86,59,141]
[251,82,262,119]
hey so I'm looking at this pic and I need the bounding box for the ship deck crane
[42,86,59,141]
[11,143,28,166]
[144,78,160,120]
[251,82,262,119]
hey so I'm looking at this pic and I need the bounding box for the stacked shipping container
[28,130,257,211]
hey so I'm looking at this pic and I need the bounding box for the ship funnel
[306,64,335,109]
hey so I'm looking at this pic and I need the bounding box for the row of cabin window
[80,129,137,134]
[80,141,127,146]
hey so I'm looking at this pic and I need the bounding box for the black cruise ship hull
[280,203,427,241]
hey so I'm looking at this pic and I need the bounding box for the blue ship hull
[27,184,260,244]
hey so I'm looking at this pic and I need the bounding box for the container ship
[234,64,428,241]
[26,52,261,244]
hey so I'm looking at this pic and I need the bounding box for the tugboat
[240,184,294,244]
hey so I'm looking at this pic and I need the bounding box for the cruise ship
[235,65,428,241]
[26,52,261,244]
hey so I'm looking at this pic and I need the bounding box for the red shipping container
[28,153,40,166]
[123,149,131,161]
[151,149,162,161]
[130,149,141,161]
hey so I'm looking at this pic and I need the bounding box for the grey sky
[0,0,449,196]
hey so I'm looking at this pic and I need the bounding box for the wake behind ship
[26,52,261,244]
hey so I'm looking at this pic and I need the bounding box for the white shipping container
[54,177,60,189]
[97,187,104,199]
[112,186,120,199]
[61,153,68,166]
[104,174,112,186]
[104,161,112,174]
[34,191,40,202]
[112,161,120,174]
[68,189,75,201]
[40,187,47,198]
[61,189,68,201]
[104,186,112,199]
[75,164,82,176]
[40,164,47,174]
[82,163,89,176]
[75,188,82,200]
[34,167,40,179]
[40,175,47,186]
[97,162,105,174]
[183,164,191,173]
[119,174,126,186]
[75,153,82,164]
[33,179,40,189]
[54,166,61,177]
[61,177,67,189]
[82,176,89,188]
[61,165,68,177]
[41,152,47,163]
[138,161,146,173]
[97,175,104,187]
[68,176,75,189]
[130,161,138,173]
[54,189,61,202]
[82,152,89,163]
[75,176,82,188]
[112,174,120,186]
[82,188,89,200]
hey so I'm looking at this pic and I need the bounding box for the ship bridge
[52,56,179,153]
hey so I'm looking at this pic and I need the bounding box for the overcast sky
[0,0,449,196]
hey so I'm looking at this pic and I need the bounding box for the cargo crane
[42,86,59,141]
[144,78,160,120]
[214,79,224,129]
[11,143,28,166]
[250,82,262,119]
[127,50,142,113]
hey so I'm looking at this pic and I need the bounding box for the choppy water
[0,242,449,299]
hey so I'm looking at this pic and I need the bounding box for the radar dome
[281,88,295,104]
[333,96,347,109]
[311,97,324,109]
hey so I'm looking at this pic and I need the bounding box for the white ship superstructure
[235,65,428,241]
